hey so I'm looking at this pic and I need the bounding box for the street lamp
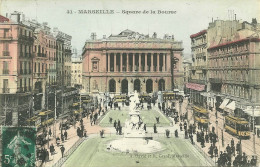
[252,105,256,154]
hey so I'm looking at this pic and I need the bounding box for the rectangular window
[34,62,37,73]
[24,62,27,74]
[38,63,40,73]
[3,61,9,74]
[20,62,23,74]
[20,79,22,91]
[28,78,31,90]
[28,62,31,74]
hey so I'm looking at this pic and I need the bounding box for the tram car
[224,115,250,139]
[26,116,41,129]
[192,106,209,124]
[38,110,55,127]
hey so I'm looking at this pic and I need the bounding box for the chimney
[91,33,96,40]
[10,11,21,23]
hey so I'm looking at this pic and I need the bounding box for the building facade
[188,30,208,108]
[71,50,83,90]
[0,13,34,126]
[82,30,183,94]
[190,18,260,129]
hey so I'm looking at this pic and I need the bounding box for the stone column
[157,53,159,72]
[114,53,116,72]
[164,54,167,71]
[162,53,165,72]
[145,53,147,72]
[151,54,154,72]
[139,54,141,71]
[126,53,129,72]
[133,54,135,72]
[120,53,123,72]
[108,54,110,72]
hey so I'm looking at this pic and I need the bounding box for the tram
[26,116,41,128]
[192,106,209,124]
[38,110,54,127]
[224,115,250,139]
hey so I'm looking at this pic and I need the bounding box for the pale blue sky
[1,0,259,57]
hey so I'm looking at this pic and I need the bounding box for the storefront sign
[186,83,205,91]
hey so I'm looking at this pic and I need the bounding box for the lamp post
[252,105,256,154]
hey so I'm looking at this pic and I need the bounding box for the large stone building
[188,30,208,108]
[71,49,83,90]
[0,13,34,126]
[82,30,183,94]
[0,11,75,126]
[189,18,260,129]
[53,28,72,87]
[208,22,260,127]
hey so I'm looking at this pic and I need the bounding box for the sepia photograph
[0,0,259,166]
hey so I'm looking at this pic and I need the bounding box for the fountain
[107,91,163,153]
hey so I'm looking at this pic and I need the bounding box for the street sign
[1,126,36,167]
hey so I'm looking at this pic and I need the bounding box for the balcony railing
[2,88,10,93]
[0,33,12,40]
[19,35,34,41]
[3,69,9,74]
[2,51,10,56]
[37,53,47,57]
[33,72,47,79]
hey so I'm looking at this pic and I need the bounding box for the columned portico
[82,30,184,94]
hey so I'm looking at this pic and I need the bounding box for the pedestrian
[175,129,178,137]
[184,121,187,131]
[48,128,52,137]
[118,119,121,127]
[231,138,234,147]
[205,133,209,143]
[50,144,55,155]
[208,144,214,158]
[64,130,68,140]
[144,124,146,132]
[180,123,183,131]
[214,146,218,157]
[60,145,65,158]
[109,117,113,124]
[153,124,157,133]
[114,120,117,129]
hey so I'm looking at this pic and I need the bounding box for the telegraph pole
[54,91,57,139]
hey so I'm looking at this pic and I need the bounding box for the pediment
[91,57,100,61]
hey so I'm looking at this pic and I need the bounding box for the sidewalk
[174,98,260,164]
[41,109,109,167]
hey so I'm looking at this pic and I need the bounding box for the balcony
[2,88,10,93]
[19,35,34,42]
[37,53,47,58]
[33,88,43,94]
[33,72,47,79]
[2,51,10,56]
[3,69,9,74]
[0,33,12,40]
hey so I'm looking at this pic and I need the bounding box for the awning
[219,99,230,109]
[244,108,260,117]
[186,83,205,91]
[225,101,236,111]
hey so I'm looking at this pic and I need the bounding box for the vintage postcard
[0,0,259,166]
